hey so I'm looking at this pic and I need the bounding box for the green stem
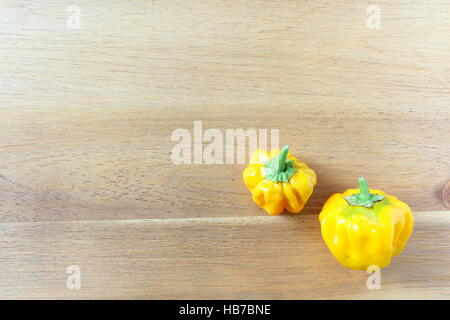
[344,177,385,208]
[358,177,370,201]
[276,145,289,173]
[263,145,297,183]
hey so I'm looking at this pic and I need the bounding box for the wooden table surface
[0,0,449,299]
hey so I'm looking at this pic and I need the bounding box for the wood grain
[1,0,449,222]
[1,1,449,109]
[0,105,448,222]
[0,211,448,299]
[0,0,449,299]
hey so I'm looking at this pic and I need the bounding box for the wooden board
[1,106,449,223]
[0,212,448,299]
[0,0,449,299]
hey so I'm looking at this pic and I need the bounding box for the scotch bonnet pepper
[243,145,317,215]
[319,177,414,270]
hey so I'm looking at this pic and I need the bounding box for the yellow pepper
[243,145,317,215]
[319,177,414,270]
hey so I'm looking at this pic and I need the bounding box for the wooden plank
[0,211,447,299]
[0,1,449,222]
[0,106,448,222]
[1,1,449,109]
[0,0,449,299]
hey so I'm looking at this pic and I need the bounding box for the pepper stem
[276,145,289,173]
[344,177,385,208]
[358,177,371,202]
[262,145,297,183]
